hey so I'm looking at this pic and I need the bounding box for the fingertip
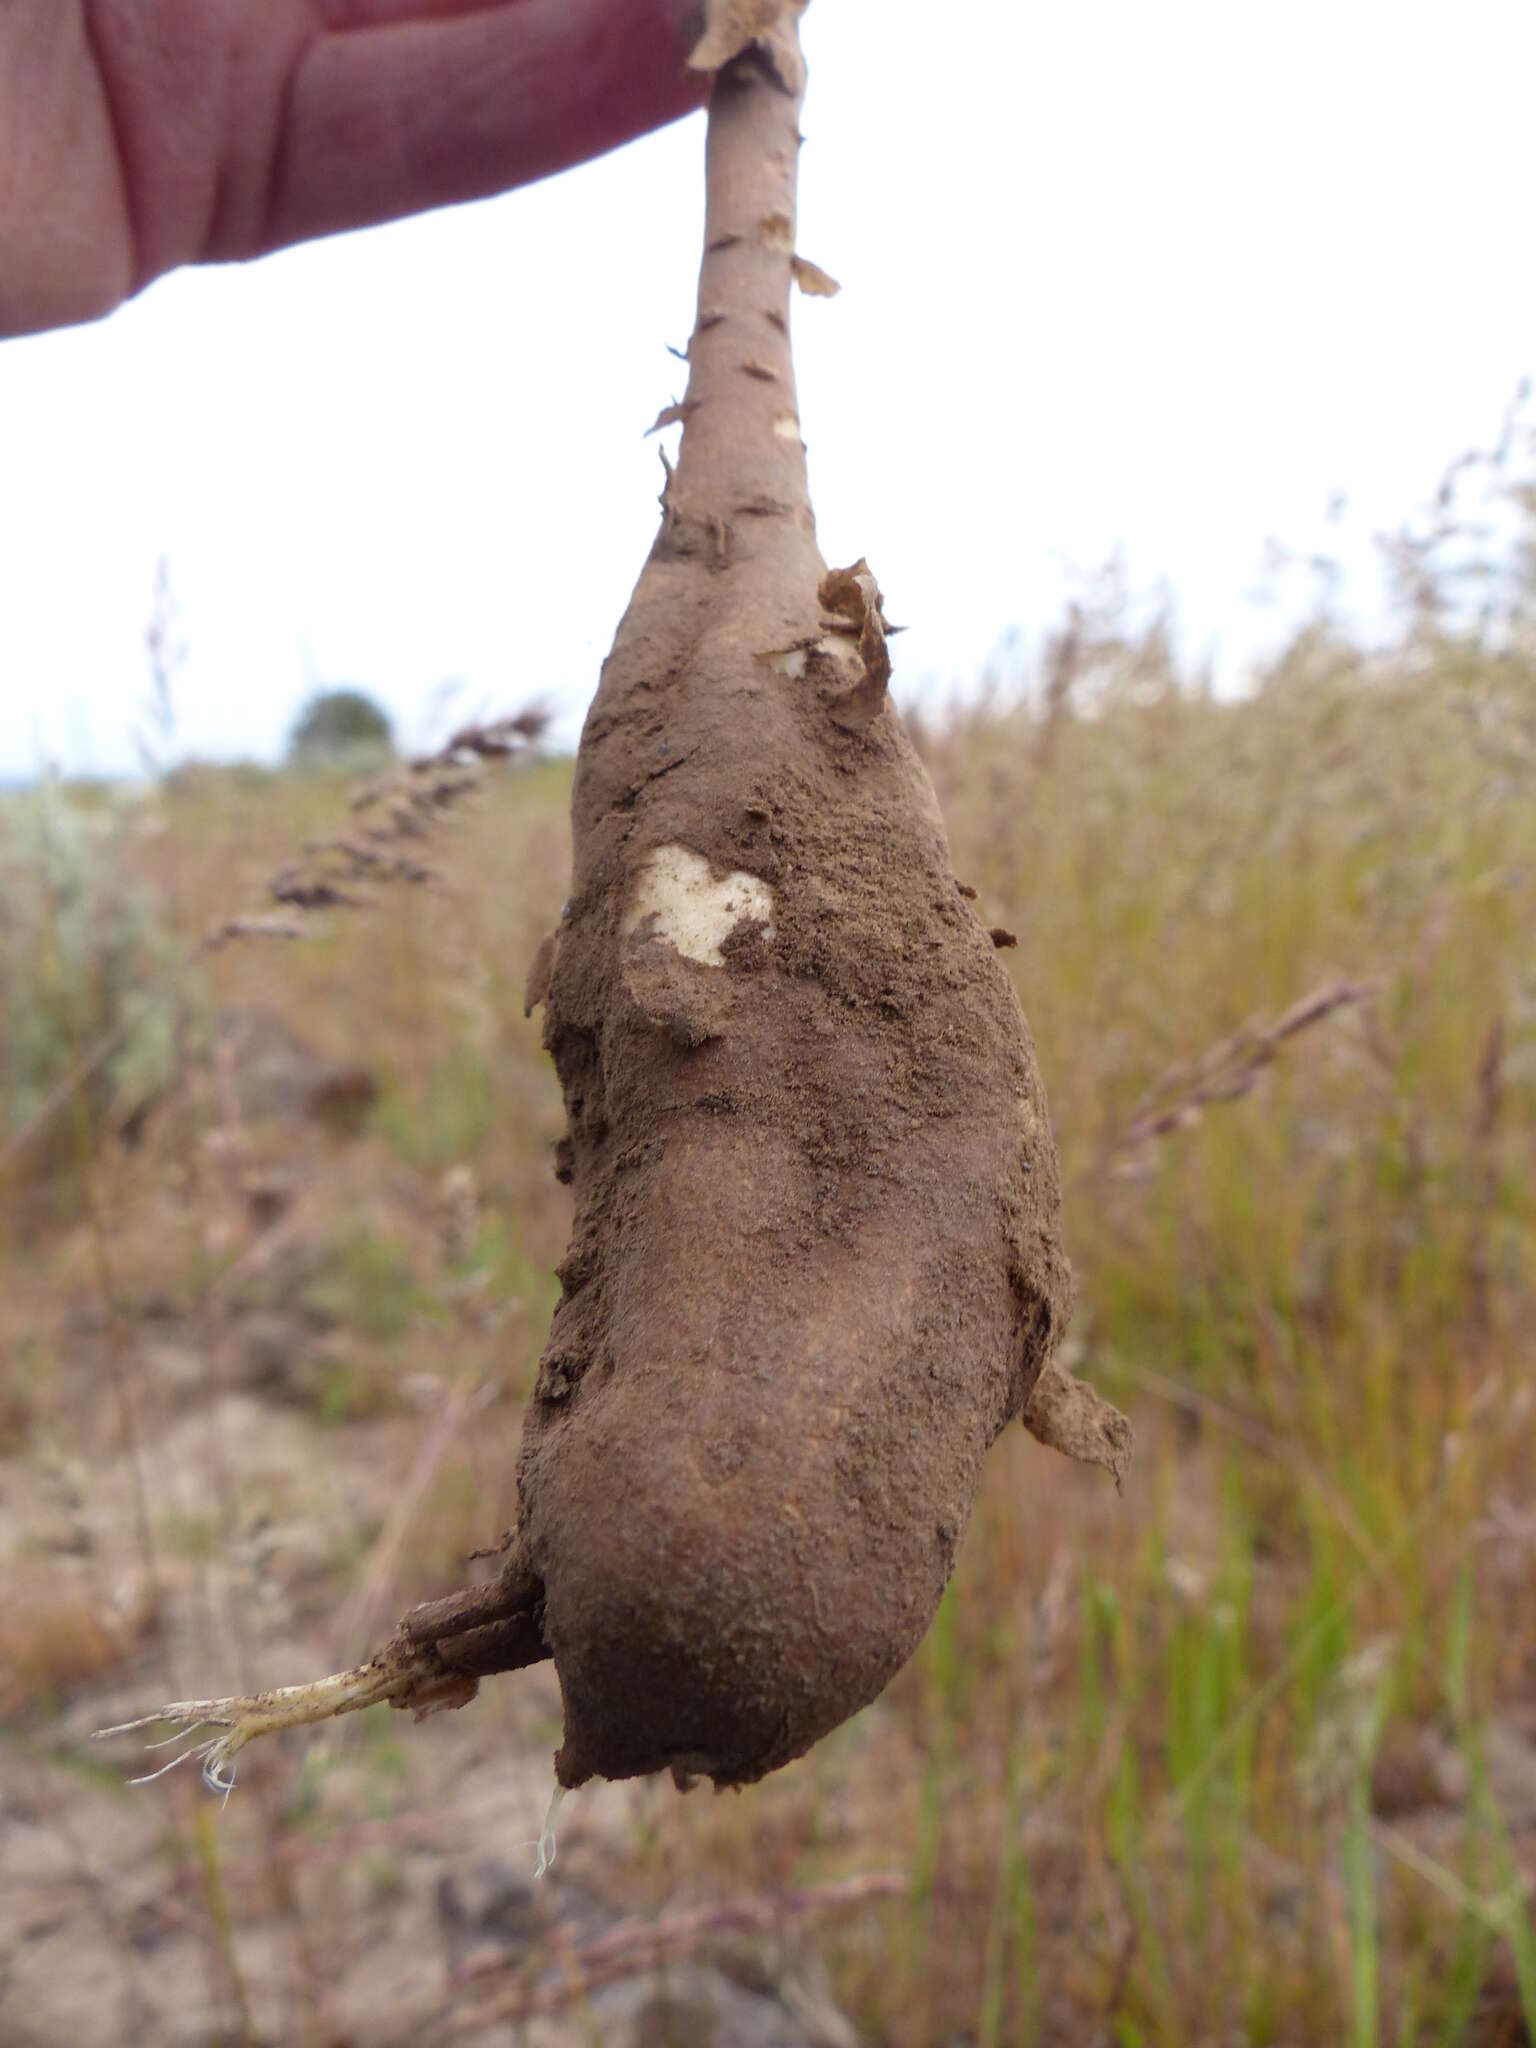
[257,0,712,262]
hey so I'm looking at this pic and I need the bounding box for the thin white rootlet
[624,844,774,966]
[534,1783,567,1880]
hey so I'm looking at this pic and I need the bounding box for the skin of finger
[89,0,317,286]
[0,5,135,333]
[314,0,576,27]
[1,0,706,336]
[252,0,711,261]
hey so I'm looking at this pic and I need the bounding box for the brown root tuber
[99,0,1128,1804]
[515,1,1126,1790]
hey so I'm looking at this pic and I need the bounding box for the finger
[0,3,136,330]
[315,0,529,25]
[247,0,709,262]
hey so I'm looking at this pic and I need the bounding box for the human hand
[0,0,708,338]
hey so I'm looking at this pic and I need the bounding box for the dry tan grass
[4,463,1536,2039]
[0,1587,133,1718]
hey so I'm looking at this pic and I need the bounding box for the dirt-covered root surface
[513,4,1095,1791]
[522,528,1076,1789]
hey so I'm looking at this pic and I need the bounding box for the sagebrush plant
[0,789,187,1158]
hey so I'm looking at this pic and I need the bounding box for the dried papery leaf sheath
[688,0,808,75]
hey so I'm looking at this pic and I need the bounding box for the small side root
[1023,1356,1134,1491]
[95,1547,549,1801]
[95,1639,469,1798]
[534,1783,567,1880]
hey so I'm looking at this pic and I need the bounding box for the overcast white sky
[2,0,1534,780]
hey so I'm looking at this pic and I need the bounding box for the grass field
[2,447,1534,2042]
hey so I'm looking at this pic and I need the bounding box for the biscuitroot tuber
[100,0,1129,1804]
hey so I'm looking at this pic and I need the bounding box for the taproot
[99,0,1128,1804]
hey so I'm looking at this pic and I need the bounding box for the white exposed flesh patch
[757,638,858,679]
[817,634,860,667]
[624,845,775,966]
[772,412,802,440]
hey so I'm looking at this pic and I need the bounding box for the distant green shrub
[0,793,183,1160]
[373,1043,497,1173]
[286,688,395,771]
[301,1226,426,1344]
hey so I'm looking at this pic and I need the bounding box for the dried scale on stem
[99,0,1128,1805]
